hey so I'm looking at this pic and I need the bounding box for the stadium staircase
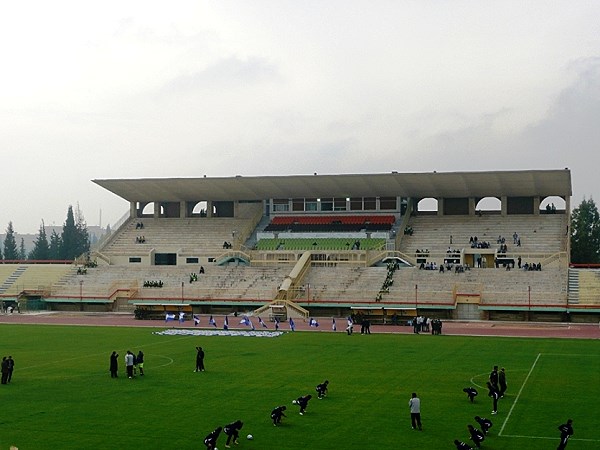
[567,268,580,305]
[0,266,27,294]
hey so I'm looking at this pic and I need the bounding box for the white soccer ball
[247,434,253,440]
[292,400,297,404]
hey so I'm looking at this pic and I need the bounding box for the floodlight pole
[181,282,184,302]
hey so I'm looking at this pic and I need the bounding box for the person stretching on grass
[271,405,287,426]
[203,426,222,450]
[474,416,493,435]
[293,394,312,415]
[468,424,485,448]
[223,420,243,448]
[316,380,329,399]
[463,387,478,403]
[453,440,473,450]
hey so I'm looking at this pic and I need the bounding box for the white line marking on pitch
[499,353,541,437]
[502,434,600,442]
[18,335,192,371]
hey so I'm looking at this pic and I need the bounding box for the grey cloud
[406,57,600,202]
[162,56,281,94]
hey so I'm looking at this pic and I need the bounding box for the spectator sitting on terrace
[190,273,198,283]
[77,267,87,275]
[135,221,144,229]
[524,262,542,271]
[404,225,414,235]
[199,266,205,274]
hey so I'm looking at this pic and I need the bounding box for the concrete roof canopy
[93,169,572,203]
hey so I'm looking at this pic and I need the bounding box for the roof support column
[437,197,444,216]
[153,202,160,218]
[130,201,137,219]
[180,201,186,218]
[501,196,507,216]
[468,198,476,215]
[533,196,541,215]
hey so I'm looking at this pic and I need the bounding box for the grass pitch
[0,324,598,450]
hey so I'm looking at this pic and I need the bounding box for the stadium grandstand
[2,169,599,323]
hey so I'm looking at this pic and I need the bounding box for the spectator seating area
[50,265,291,302]
[571,269,600,305]
[102,217,254,256]
[264,215,395,232]
[256,238,386,251]
[399,214,567,263]
[383,265,567,307]
[0,264,75,296]
[100,203,262,257]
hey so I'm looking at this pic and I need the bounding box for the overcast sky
[2,1,599,234]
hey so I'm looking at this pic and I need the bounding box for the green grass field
[0,325,599,450]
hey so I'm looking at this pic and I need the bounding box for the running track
[1,312,599,339]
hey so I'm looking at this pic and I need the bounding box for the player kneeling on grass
[453,439,473,450]
[293,394,312,415]
[316,380,329,399]
[463,387,478,403]
[223,420,243,448]
[474,416,492,435]
[204,426,222,450]
[271,406,287,426]
[468,424,485,449]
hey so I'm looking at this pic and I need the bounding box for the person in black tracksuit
[498,367,507,397]
[203,426,221,450]
[294,394,312,415]
[489,366,499,390]
[7,356,14,383]
[468,424,485,449]
[223,420,243,448]
[557,419,574,450]
[1,357,9,384]
[110,351,119,378]
[271,405,287,426]
[487,381,499,414]
[195,346,205,372]
[474,416,493,435]
[454,440,473,450]
[463,387,478,403]
[316,380,329,399]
